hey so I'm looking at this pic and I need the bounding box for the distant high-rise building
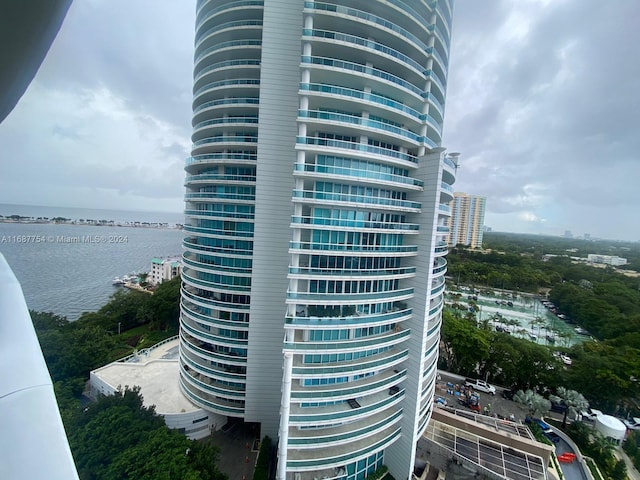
[447,192,486,249]
[179,1,456,479]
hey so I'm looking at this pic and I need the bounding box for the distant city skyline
[0,0,638,240]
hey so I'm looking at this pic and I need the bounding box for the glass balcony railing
[296,136,418,163]
[288,240,418,253]
[285,307,412,327]
[194,59,260,84]
[192,135,258,148]
[304,2,433,56]
[298,109,424,144]
[195,19,263,47]
[186,153,257,166]
[182,271,252,293]
[292,350,408,376]
[284,329,410,351]
[288,266,416,277]
[183,209,254,221]
[440,181,454,193]
[290,369,406,399]
[293,162,424,188]
[192,96,259,115]
[285,429,401,468]
[289,388,404,423]
[286,288,413,302]
[443,155,457,170]
[288,409,403,446]
[290,214,420,231]
[193,116,259,131]
[291,188,421,210]
[180,377,245,415]
[300,83,422,121]
[185,173,256,183]
[196,0,264,31]
[302,56,424,98]
[184,192,255,201]
[181,287,251,312]
[182,224,254,239]
[195,39,262,64]
[193,79,260,101]
[180,336,248,365]
[303,29,425,74]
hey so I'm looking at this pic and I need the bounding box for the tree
[440,312,490,375]
[513,389,551,417]
[68,388,227,480]
[549,386,589,428]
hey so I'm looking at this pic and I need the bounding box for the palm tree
[513,389,551,418]
[550,386,589,428]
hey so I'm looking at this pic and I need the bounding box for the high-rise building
[447,192,486,249]
[179,1,456,479]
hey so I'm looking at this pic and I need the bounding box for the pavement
[436,371,530,422]
[208,422,260,480]
[616,448,640,480]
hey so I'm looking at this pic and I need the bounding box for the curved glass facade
[181,1,456,479]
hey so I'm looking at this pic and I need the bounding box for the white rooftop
[93,338,198,414]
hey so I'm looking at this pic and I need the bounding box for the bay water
[0,204,184,320]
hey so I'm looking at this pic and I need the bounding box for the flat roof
[93,339,199,414]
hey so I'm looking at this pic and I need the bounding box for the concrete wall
[244,0,303,439]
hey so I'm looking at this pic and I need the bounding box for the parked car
[560,354,572,365]
[550,400,568,414]
[579,408,602,421]
[544,431,561,443]
[502,389,515,401]
[464,378,496,395]
[525,416,552,433]
[623,417,640,430]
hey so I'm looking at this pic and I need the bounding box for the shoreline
[0,217,183,230]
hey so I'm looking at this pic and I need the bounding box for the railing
[0,254,79,479]
[193,79,260,101]
[195,19,263,47]
[114,335,179,363]
[291,215,419,231]
[291,188,421,210]
[195,39,262,64]
[293,162,424,188]
[296,136,419,163]
[301,56,424,98]
[194,59,261,84]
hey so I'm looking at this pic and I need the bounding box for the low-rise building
[587,254,627,266]
[149,256,181,286]
[88,337,224,440]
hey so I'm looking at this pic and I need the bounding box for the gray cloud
[0,0,638,240]
[445,0,640,240]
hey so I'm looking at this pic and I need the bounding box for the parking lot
[436,371,532,423]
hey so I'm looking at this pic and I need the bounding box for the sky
[1,0,638,241]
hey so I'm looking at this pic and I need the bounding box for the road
[436,371,530,422]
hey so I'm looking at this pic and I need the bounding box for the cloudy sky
[1,0,638,240]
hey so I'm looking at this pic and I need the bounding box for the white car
[580,408,602,421]
[623,417,640,430]
[560,354,572,365]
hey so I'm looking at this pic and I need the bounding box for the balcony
[0,254,79,479]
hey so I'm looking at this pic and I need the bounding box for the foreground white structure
[180,1,456,478]
[0,254,78,479]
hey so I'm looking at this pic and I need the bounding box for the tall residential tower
[447,192,486,249]
[179,1,456,479]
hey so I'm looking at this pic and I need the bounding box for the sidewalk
[615,448,640,480]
